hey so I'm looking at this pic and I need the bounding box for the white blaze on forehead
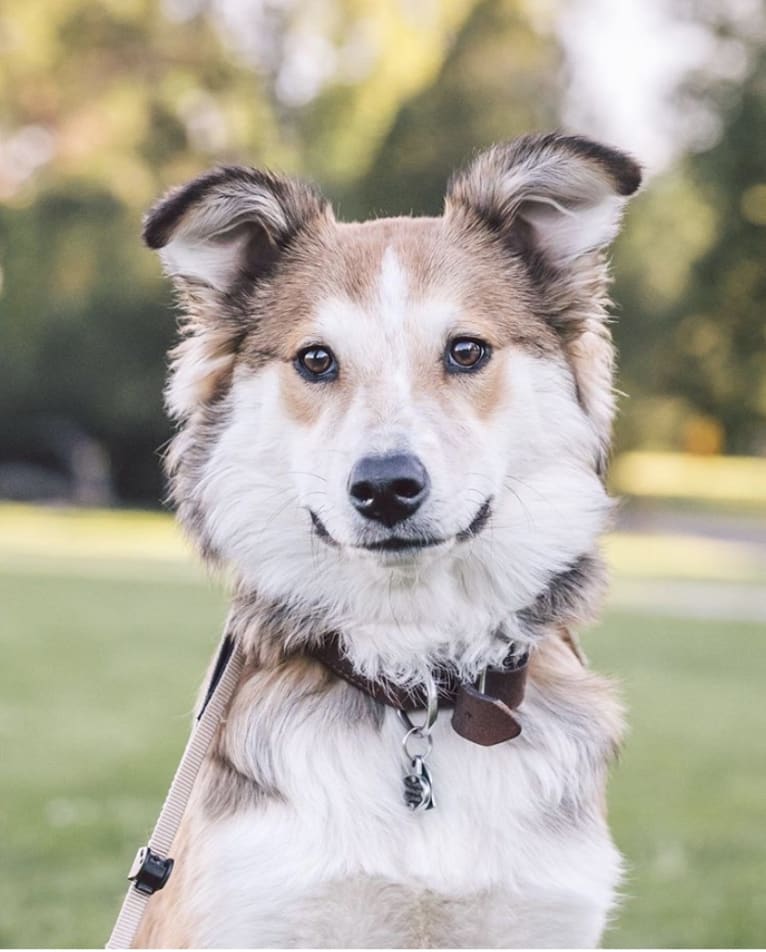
[373,246,419,417]
[378,246,410,331]
[378,245,464,341]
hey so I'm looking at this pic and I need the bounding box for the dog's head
[145,134,640,658]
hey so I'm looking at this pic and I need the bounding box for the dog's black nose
[348,454,430,527]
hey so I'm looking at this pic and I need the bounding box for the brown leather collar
[310,635,529,747]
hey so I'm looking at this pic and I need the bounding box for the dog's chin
[308,499,492,565]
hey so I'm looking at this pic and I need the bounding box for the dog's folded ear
[445,133,641,267]
[446,134,641,473]
[143,167,329,293]
[144,168,330,420]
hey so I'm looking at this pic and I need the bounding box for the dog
[134,133,641,948]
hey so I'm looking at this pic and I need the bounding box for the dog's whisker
[285,470,328,482]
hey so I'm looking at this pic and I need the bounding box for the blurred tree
[612,7,766,455]
[1,0,764,504]
[663,44,766,453]
[348,0,560,218]
[0,0,290,502]
[0,0,554,502]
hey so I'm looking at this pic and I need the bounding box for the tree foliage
[0,0,763,502]
[612,7,766,455]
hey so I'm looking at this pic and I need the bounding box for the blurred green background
[0,0,765,948]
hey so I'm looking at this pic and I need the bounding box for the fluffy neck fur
[225,548,607,690]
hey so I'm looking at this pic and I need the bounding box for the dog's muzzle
[309,497,493,553]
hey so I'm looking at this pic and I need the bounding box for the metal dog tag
[403,754,435,812]
[398,672,438,813]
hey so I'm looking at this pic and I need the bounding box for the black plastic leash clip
[128,846,174,895]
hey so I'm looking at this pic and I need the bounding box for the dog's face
[146,135,640,657]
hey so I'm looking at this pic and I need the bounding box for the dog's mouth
[309,499,492,554]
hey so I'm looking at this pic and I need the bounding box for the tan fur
[278,361,329,427]
[244,217,557,356]
[531,633,624,755]
[242,216,560,432]
[136,134,641,947]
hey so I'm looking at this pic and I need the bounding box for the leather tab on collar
[452,680,524,746]
[452,657,528,745]
[309,635,529,746]
[484,662,527,710]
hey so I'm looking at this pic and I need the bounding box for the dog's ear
[143,166,329,293]
[445,134,641,470]
[444,133,641,268]
[144,167,330,419]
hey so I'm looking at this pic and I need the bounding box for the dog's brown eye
[295,345,338,381]
[446,338,490,372]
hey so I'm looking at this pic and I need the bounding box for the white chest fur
[178,645,623,949]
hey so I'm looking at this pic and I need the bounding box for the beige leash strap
[106,627,245,949]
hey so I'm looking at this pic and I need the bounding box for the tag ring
[396,669,439,735]
[401,726,433,761]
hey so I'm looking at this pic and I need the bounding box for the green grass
[0,566,227,949]
[590,614,766,948]
[0,521,764,947]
